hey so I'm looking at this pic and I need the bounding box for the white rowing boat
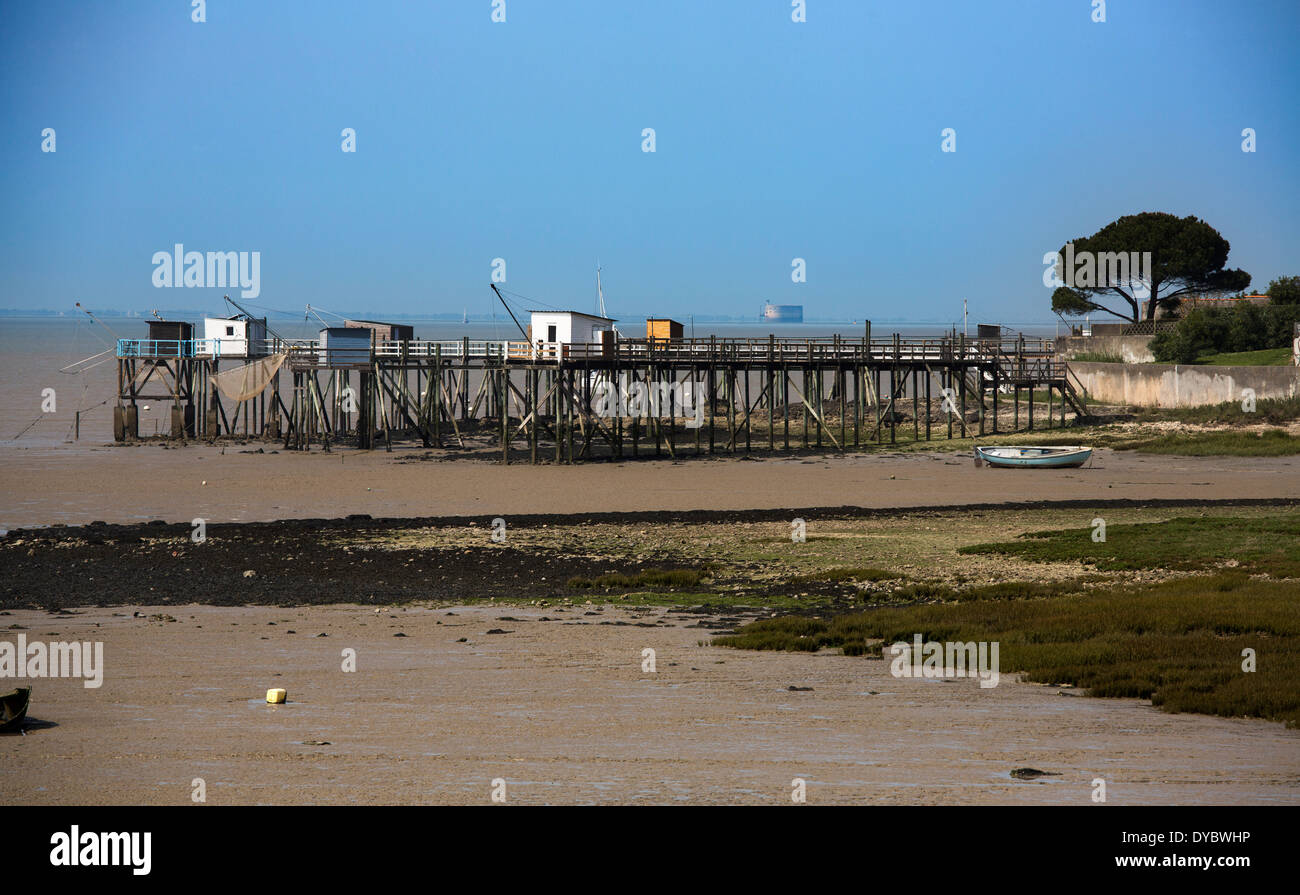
[974,445,1092,468]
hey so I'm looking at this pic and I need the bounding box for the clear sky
[2,0,1297,325]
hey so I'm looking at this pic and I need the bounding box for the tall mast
[596,262,617,334]
[596,263,605,318]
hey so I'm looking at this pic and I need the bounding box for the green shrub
[1151,309,1214,363]
[1267,275,1300,305]
[1151,303,1300,364]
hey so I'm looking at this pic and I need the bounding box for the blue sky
[2,0,1297,325]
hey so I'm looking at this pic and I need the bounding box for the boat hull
[0,687,31,733]
[975,446,1092,469]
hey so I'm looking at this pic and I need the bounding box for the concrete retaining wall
[1056,335,1155,363]
[1068,361,1300,408]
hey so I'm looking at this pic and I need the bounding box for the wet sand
[2,443,1298,529]
[3,603,1297,806]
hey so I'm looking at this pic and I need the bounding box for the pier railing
[606,336,1056,364]
[117,338,224,358]
[122,335,1062,372]
[116,338,275,359]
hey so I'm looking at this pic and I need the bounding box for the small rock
[1010,768,1061,780]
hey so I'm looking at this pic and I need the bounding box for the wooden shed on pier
[646,318,684,344]
[145,319,193,357]
[345,319,415,343]
[318,327,372,367]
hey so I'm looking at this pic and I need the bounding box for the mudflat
[1,443,1298,529]
[3,603,1297,806]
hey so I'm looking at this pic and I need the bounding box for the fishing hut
[646,318,684,344]
[202,315,268,358]
[317,327,372,366]
[145,319,193,355]
[526,311,616,359]
[113,319,197,439]
[345,319,415,342]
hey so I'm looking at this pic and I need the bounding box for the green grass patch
[1129,395,1300,426]
[714,573,1300,726]
[1112,428,1300,457]
[1194,347,1293,366]
[958,514,1300,577]
[1069,351,1124,363]
[566,568,707,590]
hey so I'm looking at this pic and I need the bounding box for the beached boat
[1,687,31,733]
[974,445,1092,468]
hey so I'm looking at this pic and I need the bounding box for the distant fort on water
[762,303,803,323]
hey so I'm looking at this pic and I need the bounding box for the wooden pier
[112,331,1088,462]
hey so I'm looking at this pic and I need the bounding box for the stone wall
[1068,361,1300,408]
[1056,335,1155,363]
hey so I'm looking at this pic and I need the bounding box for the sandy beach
[4,603,1297,806]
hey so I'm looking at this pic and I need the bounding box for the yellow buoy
[266,688,287,704]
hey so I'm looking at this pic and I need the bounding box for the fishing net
[211,352,287,403]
